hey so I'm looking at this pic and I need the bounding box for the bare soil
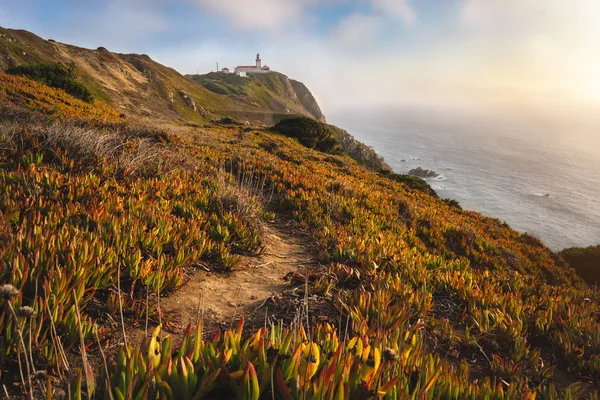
[129,218,321,343]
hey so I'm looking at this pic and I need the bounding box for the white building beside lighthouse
[234,53,271,76]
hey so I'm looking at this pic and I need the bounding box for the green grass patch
[190,72,249,96]
[7,62,94,103]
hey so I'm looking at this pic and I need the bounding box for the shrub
[443,198,462,209]
[379,171,438,197]
[272,116,341,154]
[521,232,545,248]
[203,81,229,95]
[7,62,94,103]
[560,245,600,285]
[214,116,240,125]
[191,71,249,96]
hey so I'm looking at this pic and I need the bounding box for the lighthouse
[234,54,271,76]
[256,53,262,69]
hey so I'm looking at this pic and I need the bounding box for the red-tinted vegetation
[0,74,598,399]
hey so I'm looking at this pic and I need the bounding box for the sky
[1,0,599,113]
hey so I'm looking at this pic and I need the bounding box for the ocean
[329,104,600,251]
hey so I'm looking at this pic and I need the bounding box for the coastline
[330,105,600,251]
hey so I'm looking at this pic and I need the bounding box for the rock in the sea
[408,167,439,178]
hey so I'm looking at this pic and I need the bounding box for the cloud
[458,0,598,35]
[454,0,600,102]
[331,13,381,48]
[371,0,416,25]
[100,1,170,39]
[460,0,550,32]
[192,0,332,32]
[190,0,361,32]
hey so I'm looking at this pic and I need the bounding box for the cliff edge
[188,71,326,124]
[0,25,389,172]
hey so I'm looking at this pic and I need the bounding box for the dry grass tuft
[0,118,191,178]
[216,169,263,221]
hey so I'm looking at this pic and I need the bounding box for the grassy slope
[0,73,599,398]
[189,71,327,123]
[0,26,325,126]
[0,27,239,122]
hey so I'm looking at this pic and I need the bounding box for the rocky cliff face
[327,124,392,172]
[188,71,326,124]
[289,79,326,123]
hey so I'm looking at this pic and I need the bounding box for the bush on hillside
[191,72,249,96]
[443,198,462,209]
[214,116,240,125]
[560,245,600,286]
[203,81,229,95]
[379,170,438,197]
[520,232,545,248]
[7,62,94,103]
[273,116,341,154]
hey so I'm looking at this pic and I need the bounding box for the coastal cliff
[0,27,322,125]
[326,124,392,172]
[188,71,327,124]
[1,24,599,398]
[0,25,391,171]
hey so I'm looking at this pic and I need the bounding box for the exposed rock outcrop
[289,79,326,123]
[408,167,439,178]
[327,125,392,172]
[178,90,197,112]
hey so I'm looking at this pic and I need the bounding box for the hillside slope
[0,26,323,125]
[189,71,326,124]
[0,26,390,171]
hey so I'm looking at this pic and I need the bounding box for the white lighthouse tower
[255,53,262,69]
[234,53,271,76]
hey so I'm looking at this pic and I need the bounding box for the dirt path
[157,219,319,335]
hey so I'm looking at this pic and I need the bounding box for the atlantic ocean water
[330,104,600,251]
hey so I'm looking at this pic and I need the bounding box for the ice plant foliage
[0,122,262,394]
[0,72,121,122]
[0,83,598,398]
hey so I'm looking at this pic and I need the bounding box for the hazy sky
[1,0,599,112]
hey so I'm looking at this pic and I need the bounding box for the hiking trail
[157,218,320,335]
